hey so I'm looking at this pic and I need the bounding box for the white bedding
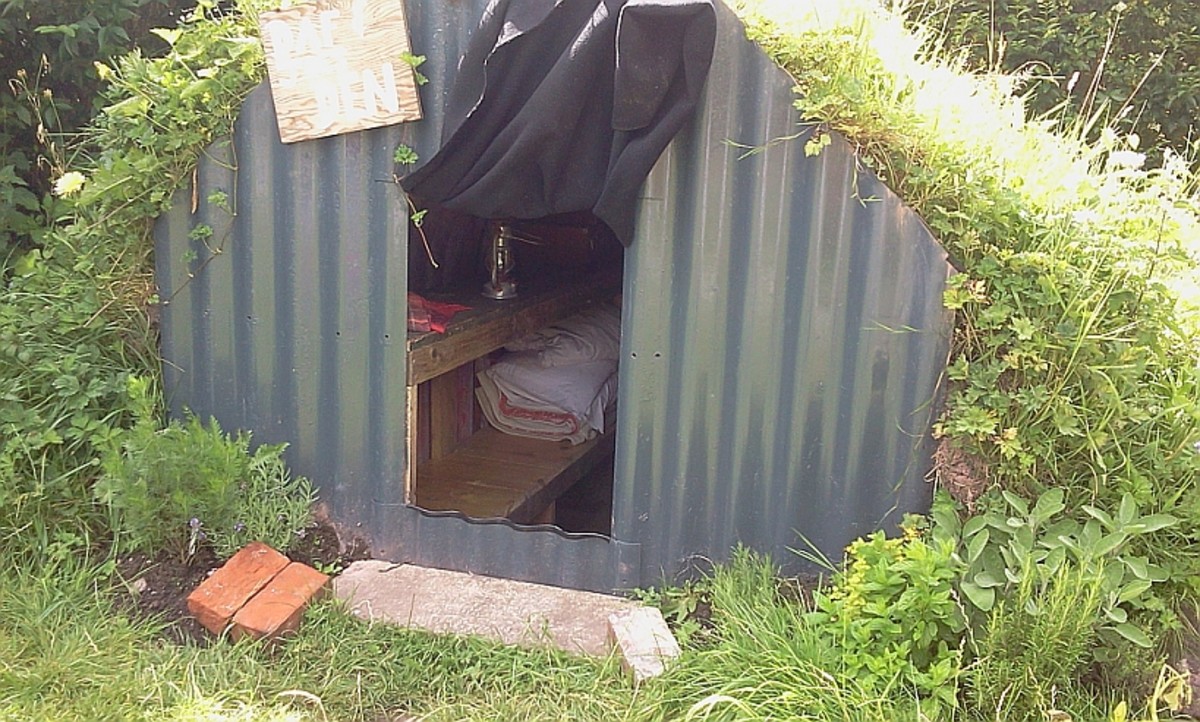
[477,303,621,444]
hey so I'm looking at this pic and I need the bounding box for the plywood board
[259,0,422,144]
[415,427,614,523]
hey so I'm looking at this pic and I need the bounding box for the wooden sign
[259,0,423,144]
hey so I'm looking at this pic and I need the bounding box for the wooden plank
[531,501,556,525]
[404,384,418,504]
[455,363,477,440]
[406,271,621,386]
[414,426,613,523]
[511,432,614,524]
[428,372,460,460]
[417,480,525,520]
[416,381,431,463]
[259,0,423,144]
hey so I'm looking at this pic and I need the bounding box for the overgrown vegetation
[0,0,195,267]
[95,377,313,561]
[904,0,1200,168]
[0,0,272,564]
[733,0,1199,712]
[1,0,1198,718]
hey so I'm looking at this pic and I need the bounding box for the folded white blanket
[476,352,617,445]
[504,304,621,367]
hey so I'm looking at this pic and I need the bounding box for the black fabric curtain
[402,0,717,247]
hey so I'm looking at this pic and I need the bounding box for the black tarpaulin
[401,0,716,246]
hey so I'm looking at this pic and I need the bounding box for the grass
[0,552,1143,722]
[0,558,641,721]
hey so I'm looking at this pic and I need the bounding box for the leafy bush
[655,549,932,721]
[932,489,1174,647]
[734,0,1199,631]
[95,377,314,560]
[930,488,1180,701]
[0,0,194,267]
[968,562,1107,720]
[0,243,144,558]
[904,0,1200,168]
[805,524,965,711]
[0,0,273,560]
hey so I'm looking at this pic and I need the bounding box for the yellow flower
[53,171,86,197]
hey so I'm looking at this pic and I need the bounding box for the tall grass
[0,560,640,721]
[651,553,923,721]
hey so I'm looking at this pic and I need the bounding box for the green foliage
[0,242,142,559]
[905,0,1200,168]
[0,0,194,267]
[94,377,314,561]
[0,0,276,560]
[805,525,965,711]
[634,578,713,647]
[393,143,419,166]
[733,0,1200,630]
[968,562,1107,721]
[931,489,1175,698]
[651,549,931,721]
[932,489,1172,645]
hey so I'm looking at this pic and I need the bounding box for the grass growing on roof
[733,0,1199,653]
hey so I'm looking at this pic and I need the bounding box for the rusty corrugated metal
[155,0,952,591]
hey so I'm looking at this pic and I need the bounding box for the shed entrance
[403,207,625,535]
[394,0,716,541]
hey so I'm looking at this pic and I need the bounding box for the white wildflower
[53,171,86,197]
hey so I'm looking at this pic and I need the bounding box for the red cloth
[408,293,471,333]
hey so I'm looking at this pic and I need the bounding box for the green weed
[94,376,313,561]
[966,563,1107,721]
[733,0,1200,692]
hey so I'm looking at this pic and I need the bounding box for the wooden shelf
[406,270,621,387]
[415,425,615,524]
[404,268,622,523]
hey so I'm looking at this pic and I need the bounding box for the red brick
[231,562,330,641]
[186,542,290,635]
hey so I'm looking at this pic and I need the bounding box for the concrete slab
[332,560,638,656]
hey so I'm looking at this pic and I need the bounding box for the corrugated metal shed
[155,0,953,591]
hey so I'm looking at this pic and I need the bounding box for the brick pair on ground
[186,541,329,641]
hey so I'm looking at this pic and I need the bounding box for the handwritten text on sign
[260,0,422,144]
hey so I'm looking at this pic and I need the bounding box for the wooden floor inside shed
[414,425,615,525]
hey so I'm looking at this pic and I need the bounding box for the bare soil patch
[113,520,368,645]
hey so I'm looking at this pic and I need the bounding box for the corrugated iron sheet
[155,85,414,530]
[155,0,952,591]
[613,2,953,584]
